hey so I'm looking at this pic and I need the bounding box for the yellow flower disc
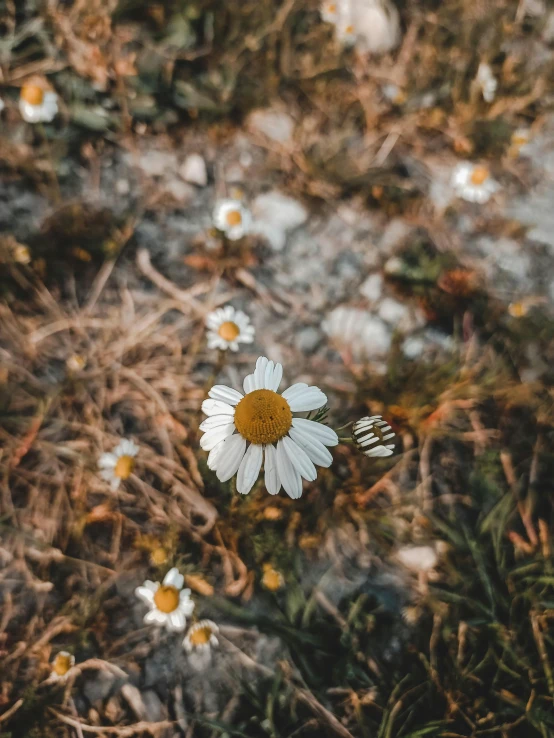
[153,585,179,613]
[218,321,240,341]
[53,653,72,676]
[470,166,489,186]
[21,84,45,106]
[189,625,212,646]
[234,389,292,445]
[226,210,242,226]
[115,455,134,480]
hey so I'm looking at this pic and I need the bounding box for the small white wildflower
[451,162,499,204]
[98,439,139,491]
[352,416,395,458]
[395,545,438,573]
[476,63,497,104]
[206,305,255,352]
[183,620,219,653]
[213,199,251,240]
[12,245,31,264]
[135,568,195,633]
[50,651,75,681]
[66,354,87,373]
[349,0,401,54]
[320,0,340,23]
[510,128,532,157]
[200,356,338,498]
[19,83,58,124]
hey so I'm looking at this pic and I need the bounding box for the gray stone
[360,273,383,302]
[295,327,321,353]
[141,690,164,722]
[247,108,295,144]
[378,297,410,325]
[251,191,308,251]
[83,670,121,705]
[137,151,176,177]
[179,154,208,187]
[379,218,411,254]
[164,179,195,203]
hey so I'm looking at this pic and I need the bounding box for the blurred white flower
[19,83,58,124]
[183,620,219,653]
[320,0,340,23]
[206,305,255,352]
[349,0,401,54]
[509,128,532,157]
[213,199,251,240]
[135,568,195,633]
[352,416,395,457]
[395,545,438,573]
[98,439,139,491]
[476,63,497,103]
[451,162,499,204]
[50,651,75,681]
[12,245,31,264]
[66,354,87,373]
[200,356,338,498]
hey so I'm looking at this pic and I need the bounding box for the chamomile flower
[352,416,395,458]
[261,563,285,591]
[320,0,340,23]
[509,128,531,157]
[50,651,75,681]
[135,567,195,633]
[213,199,251,241]
[206,305,255,352]
[98,439,139,491]
[475,62,497,103]
[19,82,58,124]
[200,356,339,498]
[183,620,219,653]
[337,20,357,46]
[395,545,438,573]
[451,162,499,204]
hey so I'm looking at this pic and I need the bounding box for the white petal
[98,453,117,469]
[207,441,225,470]
[276,440,303,499]
[144,609,167,626]
[200,415,237,431]
[263,360,275,390]
[254,357,270,389]
[202,399,235,416]
[163,567,184,589]
[281,382,308,401]
[215,434,246,482]
[285,386,327,412]
[288,427,333,467]
[168,610,187,632]
[110,477,121,491]
[268,363,283,391]
[264,444,281,495]
[243,373,256,394]
[236,444,263,495]
[200,423,236,451]
[135,584,157,604]
[291,418,338,446]
[281,436,317,481]
[208,385,243,405]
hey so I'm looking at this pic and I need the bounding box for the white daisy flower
[352,416,395,458]
[395,545,438,573]
[206,305,255,352]
[337,19,357,46]
[200,356,339,499]
[213,199,251,241]
[50,651,75,681]
[135,567,195,633]
[320,0,340,23]
[475,62,497,103]
[19,83,58,124]
[183,619,219,653]
[98,439,139,491]
[348,0,401,54]
[509,128,531,157]
[451,162,499,204]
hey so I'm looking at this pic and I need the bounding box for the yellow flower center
[262,566,284,592]
[218,321,240,342]
[114,455,134,480]
[21,84,44,106]
[344,24,354,33]
[234,389,292,445]
[508,302,527,318]
[511,132,528,147]
[226,209,242,227]
[470,166,489,186]
[150,547,168,566]
[153,585,180,613]
[53,653,72,676]
[189,625,213,646]
[328,3,336,11]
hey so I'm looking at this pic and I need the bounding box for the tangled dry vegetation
[2,0,554,737]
